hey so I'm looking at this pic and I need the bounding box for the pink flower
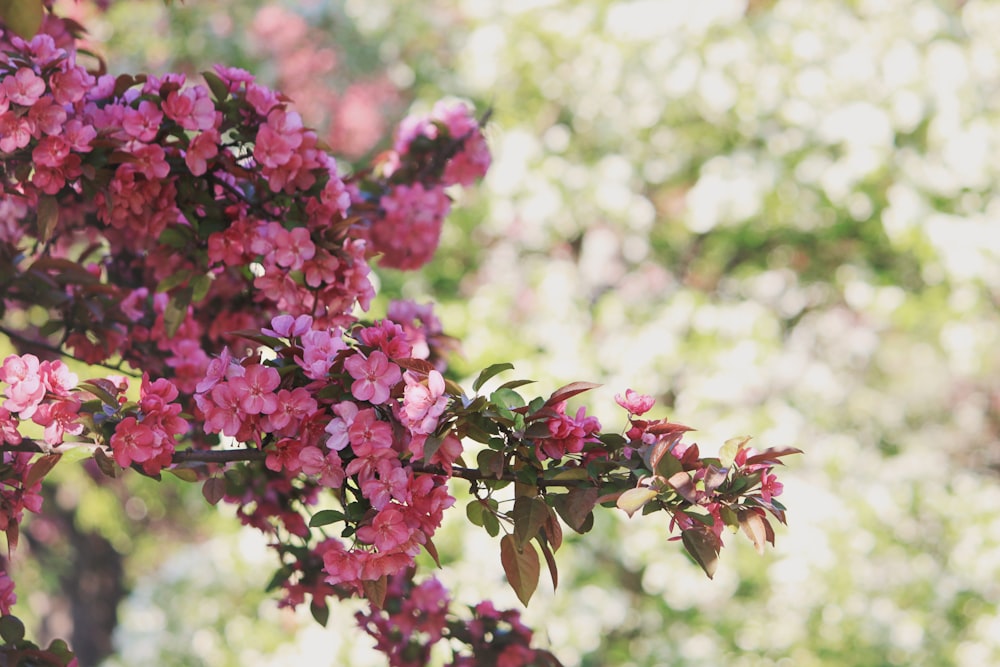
[344,350,400,405]
[184,129,220,176]
[32,399,83,446]
[360,459,410,510]
[0,112,33,153]
[228,364,280,415]
[760,471,784,503]
[1,354,46,419]
[298,446,345,488]
[324,401,358,451]
[347,408,393,456]
[3,68,46,106]
[40,360,78,397]
[122,100,164,142]
[400,370,447,435]
[266,387,318,431]
[0,571,16,616]
[297,329,346,380]
[537,403,602,461]
[272,227,316,270]
[356,507,410,552]
[615,389,655,416]
[262,314,313,338]
[110,417,156,467]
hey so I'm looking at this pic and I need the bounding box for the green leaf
[466,500,485,527]
[473,362,515,392]
[163,286,193,338]
[0,0,43,38]
[616,486,658,518]
[202,69,231,103]
[477,449,504,479]
[309,509,345,527]
[310,600,329,627]
[490,387,526,409]
[166,467,198,482]
[720,435,751,468]
[0,614,25,643]
[500,534,540,606]
[483,508,501,537]
[190,273,212,301]
[681,528,721,579]
[513,496,549,549]
[36,194,59,244]
[155,269,193,293]
[498,379,536,391]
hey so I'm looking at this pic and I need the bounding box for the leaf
[645,420,695,435]
[423,536,442,568]
[93,448,118,478]
[362,575,387,608]
[744,447,804,467]
[616,486,658,518]
[466,500,485,527]
[552,487,598,533]
[703,465,729,493]
[309,509,345,527]
[155,269,193,293]
[201,477,225,505]
[201,69,231,103]
[163,286,193,338]
[24,454,61,488]
[500,534,540,606]
[473,362,515,392]
[681,528,721,579]
[36,195,59,244]
[190,273,212,301]
[544,381,601,408]
[0,614,25,643]
[78,380,120,408]
[667,471,700,504]
[719,436,751,468]
[0,0,44,38]
[513,496,549,549]
[490,387,526,410]
[738,509,768,555]
[538,537,559,591]
[476,449,504,480]
[166,467,198,482]
[498,379,536,391]
[542,504,563,551]
[310,600,329,627]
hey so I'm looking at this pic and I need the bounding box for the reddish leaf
[667,471,700,504]
[645,420,695,435]
[544,381,601,408]
[5,522,18,557]
[513,496,549,549]
[500,534,540,606]
[542,504,563,552]
[25,454,61,489]
[681,527,721,579]
[476,449,504,480]
[201,477,225,506]
[552,487,598,533]
[738,509,768,555]
[396,358,436,375]
[423,536,443,568]
[93,448,118,478]
[744,447,803,466]
[538,537,559,592]
[362,575,388,609]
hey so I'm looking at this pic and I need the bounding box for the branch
[0,325,141,377]
[4,441,599,488]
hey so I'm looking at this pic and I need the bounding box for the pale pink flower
[615,389,655,416]
[324,401,359,451]
[228,364,280,415]
[400,370,447,435]
[3,67,46,106]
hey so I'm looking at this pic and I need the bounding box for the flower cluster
[0,355,80,446]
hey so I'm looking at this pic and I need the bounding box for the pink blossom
[298,446,345,488]
[400,370,447,435]
[184,129,220,176]
[228,364,280,415]
[344,350,401,405]
[265,438,303,473]
[347,408,393,456]
[537,403,602,461]
[129,144,170,180]
[324,401,359,451]
[0,112,33,153]
[110,417,156,466]
[196,346,235,394]
[0,571,16,616]
[203,382,244,436]
[1,354,46,419]
[32,399,83,446]
[615,389,655,416]
[39,360,78,397]
[3,68,46,106]
[760,471,784,503]
[360,459,409,510]
[272,227,316,269]
[266,387,318,431]
[297,329,346,379]
[356,507,410,552]
[122,100,164,142]
[0,407,22,445]
[262,314,313,338]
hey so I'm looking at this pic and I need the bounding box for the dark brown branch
[5,440,597,488]
[0,325,140,377]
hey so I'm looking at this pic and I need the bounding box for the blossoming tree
[0,2,797,665]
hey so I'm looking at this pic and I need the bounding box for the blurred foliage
[29,0,1000,665]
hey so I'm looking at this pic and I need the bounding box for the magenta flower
[344,350,401,405]
[615,389,655,416]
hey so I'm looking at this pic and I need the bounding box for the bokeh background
[17,0,1000,664]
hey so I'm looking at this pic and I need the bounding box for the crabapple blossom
[344,350,401,405]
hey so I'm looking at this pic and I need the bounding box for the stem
[5,440,599,488]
